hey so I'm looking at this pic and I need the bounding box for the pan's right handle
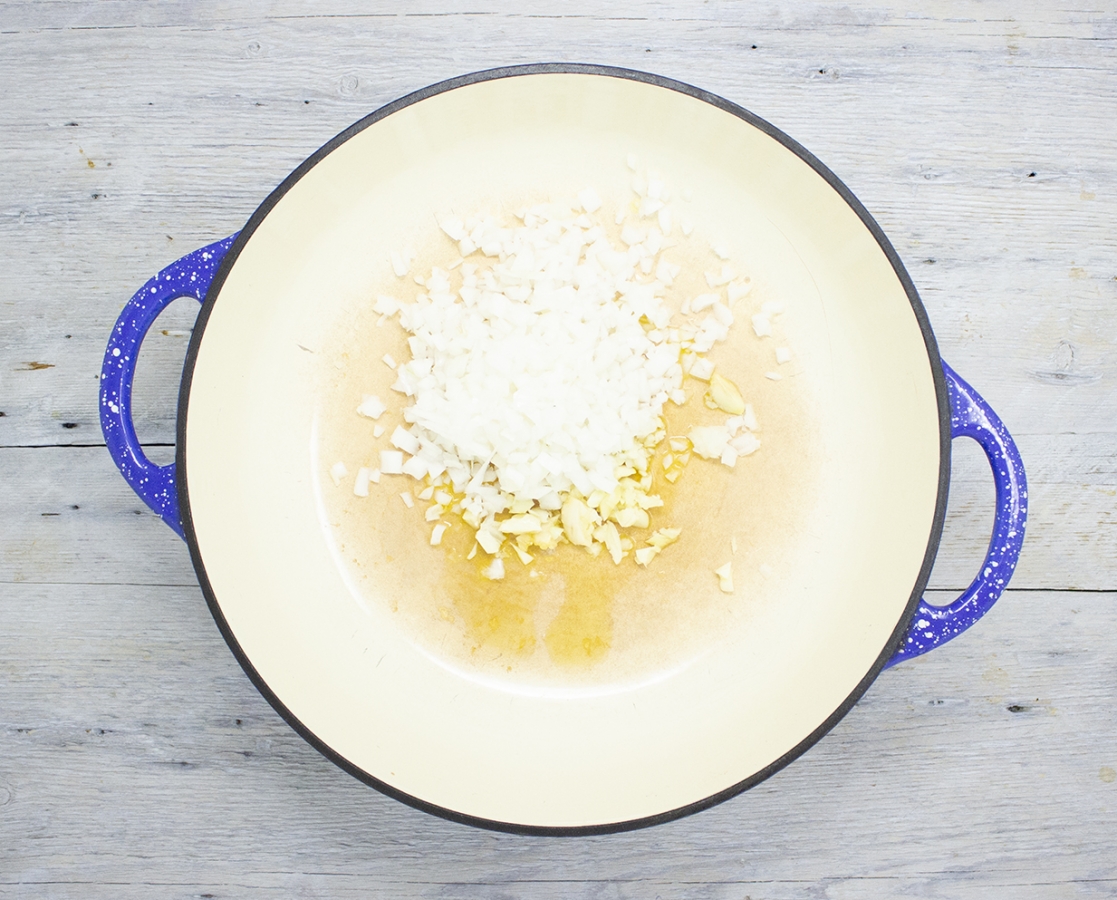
[886,362,1027,667]
[99,235,238,539]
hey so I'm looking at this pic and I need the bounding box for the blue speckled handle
[886,361,1028,667]
[99,235,238,538]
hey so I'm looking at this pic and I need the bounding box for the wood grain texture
[2,0,1115,896]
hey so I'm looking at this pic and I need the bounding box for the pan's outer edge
[175,62,952,836]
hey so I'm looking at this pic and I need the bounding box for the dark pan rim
[176,62,952,836]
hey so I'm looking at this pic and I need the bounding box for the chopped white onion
[379,450,404,475]
[357,395,387,420]
[358,170,788,570]
[714,561,734,593]
[482,557,505,580]
[373,295,401,316]
[578,188,602,213]
[354,467,371,497]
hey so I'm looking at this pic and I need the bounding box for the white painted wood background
[2,1,1115,896]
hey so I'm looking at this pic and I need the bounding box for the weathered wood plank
[1,879,1114,900]
[0,447,196,587]
[2,584,1114,896]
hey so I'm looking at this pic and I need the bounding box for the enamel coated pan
[101,65,1026,834]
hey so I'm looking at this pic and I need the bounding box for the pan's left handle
[886,361,1027,667]
[99,235,238,539]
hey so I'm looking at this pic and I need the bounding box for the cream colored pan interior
[182,70,944,831]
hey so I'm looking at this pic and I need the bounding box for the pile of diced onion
[334,163,792,588]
